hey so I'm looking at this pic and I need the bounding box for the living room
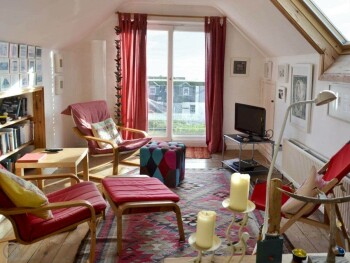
[0,0,350,262]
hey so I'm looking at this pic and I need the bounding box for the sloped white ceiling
[0,0,315,56]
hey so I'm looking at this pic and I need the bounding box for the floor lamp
[261,90,337,239]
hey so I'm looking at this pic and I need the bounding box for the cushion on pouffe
[102,177,180,203]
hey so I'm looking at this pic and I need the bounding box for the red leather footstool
[101,175,185,255]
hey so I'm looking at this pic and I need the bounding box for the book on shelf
[0,96,22,119]
[17,153,47,163]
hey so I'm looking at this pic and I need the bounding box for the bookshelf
[0,87,46,164]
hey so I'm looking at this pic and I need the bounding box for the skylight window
[304,0,350,44]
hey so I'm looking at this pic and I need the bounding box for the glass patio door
[147,24,205,141]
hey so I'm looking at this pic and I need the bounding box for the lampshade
[314,90,337,106]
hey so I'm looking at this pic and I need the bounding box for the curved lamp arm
[261,90,336,239]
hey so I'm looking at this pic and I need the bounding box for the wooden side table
[222,199,256,263]
[15,148,89,188]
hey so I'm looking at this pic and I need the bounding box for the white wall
[270,53,350,170]
[223,22,265,148]
[55,11,265,148]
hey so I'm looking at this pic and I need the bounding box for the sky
[147,30,205,81]
[312,0,350,41]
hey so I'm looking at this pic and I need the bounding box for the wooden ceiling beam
[270,0,339,75]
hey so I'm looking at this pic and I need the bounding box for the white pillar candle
[229,173,250,211]
[195,210,217,249]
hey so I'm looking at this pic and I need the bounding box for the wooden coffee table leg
[82,153,89,181]
[37,168,44,189]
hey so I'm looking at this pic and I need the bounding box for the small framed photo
[28,45,35,59]
[36,59,42,72]
[35,46,42,58]
[0,42,9,58]
[20,74,29,88]
[19,44,27,58]
[36,73,43,85]
[278,64,289,83]
[54,53,63,73]
[278,86,287,102]
[11,74,20,89]
[10,58,19,73]
[230,57,249,77]
[20,59,28,73]
[0,75,11,91]
[0,58,10,74]
[9,43,18,58]
[55,75,64,95]
[28,59,35,73]
[264,61,273,80]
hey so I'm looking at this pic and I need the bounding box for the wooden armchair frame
[0,173,105,263]
[73,124,149,175]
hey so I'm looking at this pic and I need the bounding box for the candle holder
[188,233,222,263]
[222,199,256,263]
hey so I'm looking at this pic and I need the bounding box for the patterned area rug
[74,169,293,263]
[185,147,211,159]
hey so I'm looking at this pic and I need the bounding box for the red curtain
[205,17,226,153]
[118,13,148,139]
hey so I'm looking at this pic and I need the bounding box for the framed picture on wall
[0,42,9,58]
[264,61,273,80]
[9,43,18,58]
[28,45,36,59]
[278,64,289,83]
[19,44,27,58]
[278,86,287,102]
[54,53,63,73]
[230,57,249,77]
[20,59,28,73]
[290,63,313,133]
[328,83,350,123]
[10,58,19,73]
[0,58,10,74]
[0,75,11,91]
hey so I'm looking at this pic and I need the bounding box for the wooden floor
[0,150,330,263]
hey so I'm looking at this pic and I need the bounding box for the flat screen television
[235,103,266,138]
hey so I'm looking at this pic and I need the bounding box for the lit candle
[195,210,217,249]
[229,173,250,211]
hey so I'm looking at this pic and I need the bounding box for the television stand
[221,134,274,174]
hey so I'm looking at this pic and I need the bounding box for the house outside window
[190,104,195,114]
[183,87,189,96]
[149,87,156,95]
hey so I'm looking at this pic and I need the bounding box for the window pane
[309,0,350,41]
[147,30,168,137]
[173,31,205,136]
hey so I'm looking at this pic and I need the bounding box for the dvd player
[232,161,256,171]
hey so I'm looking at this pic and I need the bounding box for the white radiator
[281,139,326,186]
[281,139,350,232]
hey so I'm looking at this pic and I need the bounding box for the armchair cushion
[90,137,152,155]
[91,118,123,149]
[281,166,325,215]
[0,169,53,219]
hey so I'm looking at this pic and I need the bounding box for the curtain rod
[115,12,222,19]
